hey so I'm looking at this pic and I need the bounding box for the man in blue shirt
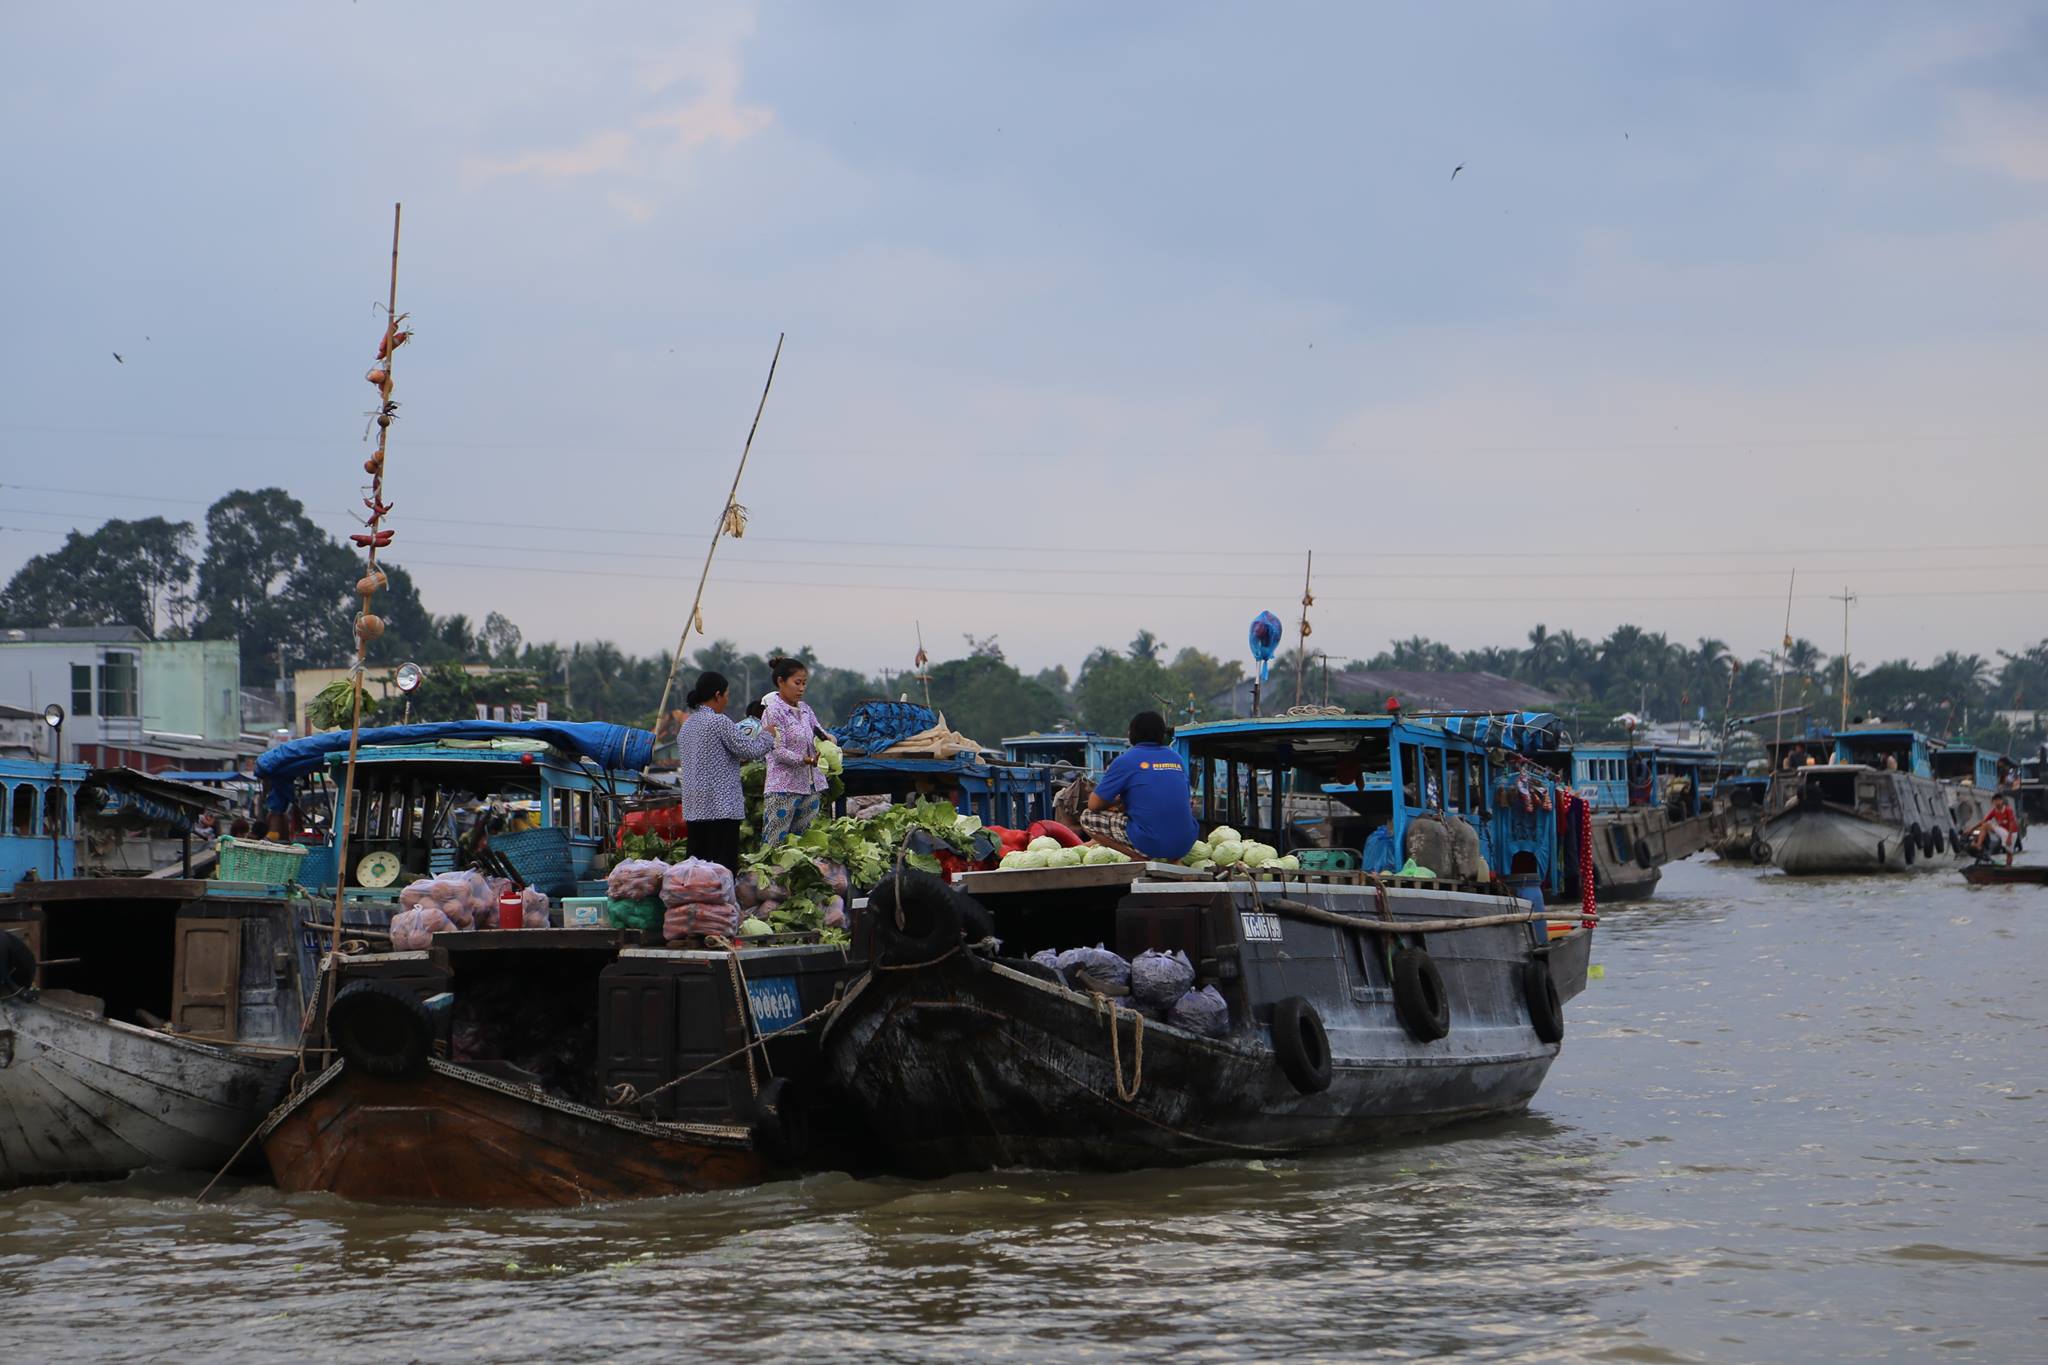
[1083,711,1199,861]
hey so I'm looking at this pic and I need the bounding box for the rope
[1093,993,1145,1102]
[707,935,762,1097]
[605,999,838,1110]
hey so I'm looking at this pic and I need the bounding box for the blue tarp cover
[255,720,655,810]
[832,701,939,755]
[1437,712,1560,756]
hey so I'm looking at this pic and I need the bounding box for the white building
[0,627,244,771]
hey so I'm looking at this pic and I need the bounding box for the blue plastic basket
[491,826,576,898]
[296,844,340,890]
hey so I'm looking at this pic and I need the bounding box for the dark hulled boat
[1763,727,1959,875]
[819,714,1594,1176]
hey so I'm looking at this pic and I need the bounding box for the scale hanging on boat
[356,850,404,888]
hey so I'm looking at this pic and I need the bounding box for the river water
[3,859,2042,1362]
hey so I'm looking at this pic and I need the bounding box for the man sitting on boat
[1082,710,1199,862]
[1966,793,2021,865]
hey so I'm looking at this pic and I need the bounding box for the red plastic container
[498,886,524,930]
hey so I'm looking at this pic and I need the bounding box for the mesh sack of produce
[1168,985,1231,1037]
[606,897,664,932]
[389,905,456,951]
[1055,945,1131,994]
[821,895,848,930]
[398,878,439,911]
[607,858,670,903]
[521,887,551,926]
[663,899,740,942]
[814,859,850,898]
[1129,949,1195,1013]
[661,857,736,908]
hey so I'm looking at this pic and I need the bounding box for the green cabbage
[814,738,844,777]
[1027,836,1062,853]
[1241,842,1277,868]
[1047,846,1084,868]
[1272,854,1300,871]
[1186,839,1211,862]
[1207,826,1242,845]
[1209,840,1245,865]
[1082,846,1128,865]
[739,916,774,937]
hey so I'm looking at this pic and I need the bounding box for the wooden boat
[1763,727,1960,875]
[819,714,1596,1176]
[0,878,386,1188]
[260,1058,763,1207]
[1959,863,2048,886]
[1542,741,1727,897]
[259,928,865,1206]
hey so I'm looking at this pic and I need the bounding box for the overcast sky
[4,2,2044,681]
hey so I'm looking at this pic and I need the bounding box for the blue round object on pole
[1248,611,1284,682]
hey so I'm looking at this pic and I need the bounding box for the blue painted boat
[0,757,87,893]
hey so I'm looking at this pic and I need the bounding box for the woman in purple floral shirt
[676,670,776,871]
[761,657,829,847]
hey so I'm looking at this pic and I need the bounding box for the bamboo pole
[1293,550,1314,708]
[1772,568,1795,759]
[326,203,404,1009]
[654,334,786,728]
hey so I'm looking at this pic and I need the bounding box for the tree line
[4,490,2044,748]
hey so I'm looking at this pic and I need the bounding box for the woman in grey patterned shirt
[676,671,777,871]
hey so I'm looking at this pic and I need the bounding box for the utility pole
[1831,586,1857,729]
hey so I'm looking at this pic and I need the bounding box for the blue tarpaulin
[832,701,939,755]
[1436,712,1560,756]
[254,720,655,810]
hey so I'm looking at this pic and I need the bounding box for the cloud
[1947,91,2048,183]
[465,129,634,182]
[460,12,771,196]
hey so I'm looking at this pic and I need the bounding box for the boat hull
[1766,809,1943,875]
[822,951,1564,1177]
[259,1058,767,1208]
[1960,863,2048,886]
[0,993,284,1188]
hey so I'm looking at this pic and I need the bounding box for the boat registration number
[1240,911,1284,942]
[746,975,805,1034]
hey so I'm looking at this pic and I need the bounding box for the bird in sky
[1451,163,1465,180]
[111,352,123,364]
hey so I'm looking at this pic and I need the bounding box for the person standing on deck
[761,657,829,847]
[1082,711,1199,861]
[676,670,776,872]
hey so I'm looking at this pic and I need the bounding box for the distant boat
[1763,727,1958,874]
[1959,863,2047,886]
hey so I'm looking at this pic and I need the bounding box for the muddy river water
[3,858,2042,1362]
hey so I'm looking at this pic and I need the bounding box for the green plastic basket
[216,836,310,884]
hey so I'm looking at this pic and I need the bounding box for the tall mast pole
[1832,586,1857,729]
[1293,550,1314,708]
[1772,568,1795,755]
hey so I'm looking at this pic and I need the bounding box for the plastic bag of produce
[740,916,774,937]
[814,859,851,898]
[1168,984,1231,1037]
[389,905,455,951]
[607,858,670,903]
[606,897,664,932]
[1130,949,1195,1013]
[520,887,551,927]
[661,858,736,908]
[398,878,436,910]
[734,867,776,910]
[1030,948,1062,976]
[664,899,740,941]
[821,896,848,930]
[1055,944,1131,995]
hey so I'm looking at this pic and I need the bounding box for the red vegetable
[1027,820,1081,848]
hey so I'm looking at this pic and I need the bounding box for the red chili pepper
[349,530,395,548]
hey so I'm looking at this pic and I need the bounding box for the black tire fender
[0,930,37,995]
[1523,959,1564,1044]
[750,1076,813,1169]
[866,868,965,963]
[1391,946,1451,1042]
[327,979,433,1079]
[1270,996,1332,1094]
[1903,828,1917,865]
[1748,835,1772,865]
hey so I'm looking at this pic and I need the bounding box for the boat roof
[1177,711,1557,765]
[1001,731,1116,746]
[1835,725,1926,742]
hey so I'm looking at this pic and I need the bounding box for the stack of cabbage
[998,836,1132,871]
[1177,825,1301,874]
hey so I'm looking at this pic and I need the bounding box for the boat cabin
[1930,745,2000,789]
[1553,742,1718,816]
[1832,727,1933,778]
[1177,713,1561,890]
[0,758,87,892]
[837,753,1060,830]
[1000,730,1128,777]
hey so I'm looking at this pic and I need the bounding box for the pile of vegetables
[733,798,993,942]
[1178,825,1300,874]
[998,836,1131,870]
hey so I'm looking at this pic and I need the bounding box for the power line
[5,486,2045,566]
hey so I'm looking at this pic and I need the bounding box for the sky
[2,2,2045,683]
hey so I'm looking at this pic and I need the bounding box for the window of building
[99,651,139,718]
[70,663,93,717]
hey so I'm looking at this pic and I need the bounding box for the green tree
[0,515,197,636]
[925,652,1065,742]
[194,489,360,685]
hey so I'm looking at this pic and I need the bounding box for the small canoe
[1960,863,2048,886]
